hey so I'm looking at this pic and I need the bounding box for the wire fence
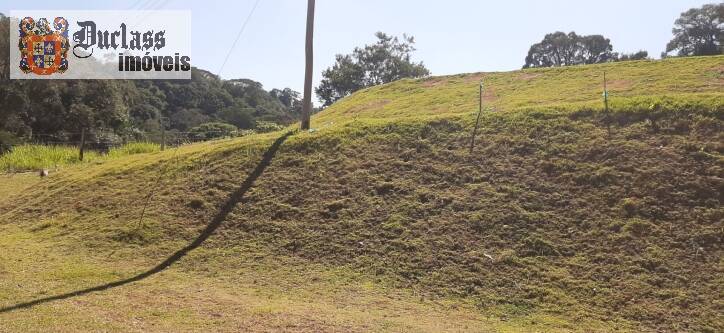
[0,128,261,156]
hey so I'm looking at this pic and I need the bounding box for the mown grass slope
[1,56,722,332]
[314,56,722,124]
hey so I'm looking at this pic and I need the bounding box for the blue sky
[2,0,715,96]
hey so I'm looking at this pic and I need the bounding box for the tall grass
[0,142,160,173]
[0,145,99,172]
[106,142,160,158]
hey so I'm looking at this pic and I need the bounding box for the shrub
[189,122,238,140]
[255,121,285,133]
[0,130,22,155]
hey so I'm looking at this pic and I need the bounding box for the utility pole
[300,0,315,130]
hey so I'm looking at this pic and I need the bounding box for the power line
[136,142,181,228]
[216,0,261,77]
[128,0,173,32]
[138,0,162,10]
[127,0,149,10]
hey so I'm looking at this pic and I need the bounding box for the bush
[189,122,238,140]
[0,130,22,154]
[254,121,284,133]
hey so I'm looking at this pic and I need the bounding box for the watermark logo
[18,17,70,75]
[10,10,191,80]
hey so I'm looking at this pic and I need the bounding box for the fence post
[160,122,166,151]
[604,72,611,138]
[469,80,484,154]
[79,128,86,161]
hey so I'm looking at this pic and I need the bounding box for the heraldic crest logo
[18,17,70,75]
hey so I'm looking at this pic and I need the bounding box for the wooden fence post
[160,121,166,151]
[469,80,484,154]
[78,128,86,161]
[604,72,611,138]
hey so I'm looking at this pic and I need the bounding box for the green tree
[666,3,723,56]
[218,106,255,129]
[316,32,429,107]
[170,108,210,131]
[0,27,296,144]
[524,32,616,68]
[617,50,650,61]
[271,88,301,109]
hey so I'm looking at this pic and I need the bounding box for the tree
[270,88,300,109]
[579,35,617,64]
[271,88,302,115]
[218,106,255,129]
[0,21,298,145]
[666,3,723,56]
[316,32,429,107]
[617,51,650,61]
[523,31,616,68]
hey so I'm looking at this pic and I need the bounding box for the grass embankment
[314,55,722,124]
[0,56,722,332]
[0,142,160,172]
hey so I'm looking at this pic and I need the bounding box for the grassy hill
[1,56,722,332]
[315,55,722,123]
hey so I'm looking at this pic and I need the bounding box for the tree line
[0,14,304,148]
[1,3,721,147]
[317,3,723,106]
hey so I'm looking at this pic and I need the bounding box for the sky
[1,0,715,98]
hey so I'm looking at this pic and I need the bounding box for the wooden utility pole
[79,128,86,161]
[469,80,483,154]
[300,0,315,130]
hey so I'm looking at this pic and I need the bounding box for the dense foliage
[0,14,301,147]
[666,3,724,57]
[316,32,430,107]
[522,32,655,68]
[524,3,724,68]
[524,32,617,68]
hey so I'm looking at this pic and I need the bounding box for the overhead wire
[216,0,261,77]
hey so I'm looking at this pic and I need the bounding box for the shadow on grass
[0,131,294,314]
